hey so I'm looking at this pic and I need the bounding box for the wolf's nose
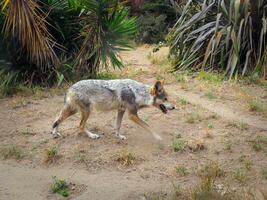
[171,106,176,110]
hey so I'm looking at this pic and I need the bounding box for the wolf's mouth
[159,104,168,114]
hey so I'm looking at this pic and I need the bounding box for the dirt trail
[122,46,267,131]
[0,46,267,200]
[171,89,267,131]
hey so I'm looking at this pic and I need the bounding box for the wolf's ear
[150,80,164,96]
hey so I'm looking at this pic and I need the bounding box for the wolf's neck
[136,85,154,107]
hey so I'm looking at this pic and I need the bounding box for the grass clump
[204,91,217,100]
[21,128,35,136]
[0,145,24,160]
[226,121,249,131]
[147,53,170,66]
[197,71,223,85]
[224,141,232,152]
[262,169,267,179]
[199,162,225,180]
[96,71,117,80]
[249,98,267,113]
[234,169,247,184]
[50,177,69,197]
[176,166,189,176]
[250,135,267,152]
[185,113,202,124]
[113,150,136,167]
[45,147,59,164]
[172,138,188,152]
[179,98,189,105]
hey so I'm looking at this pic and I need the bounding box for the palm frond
[76,0,137,74]
[2,0,60,68]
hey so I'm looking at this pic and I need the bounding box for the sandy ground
[0,46,267,200]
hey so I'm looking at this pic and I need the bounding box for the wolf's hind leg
[52,104,77,138]
[78,107,99,139]
[115,109,126,140]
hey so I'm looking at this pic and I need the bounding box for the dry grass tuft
[113,150,136,167]
[45,147,60,164]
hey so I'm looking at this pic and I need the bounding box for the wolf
[52,79,175,140]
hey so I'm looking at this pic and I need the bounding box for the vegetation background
[0,0,266,96]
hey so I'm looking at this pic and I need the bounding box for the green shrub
[50,177,69,197]
[169,0,267,79]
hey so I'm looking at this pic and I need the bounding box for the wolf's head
[150,80,175,114]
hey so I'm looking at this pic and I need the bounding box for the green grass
[50,177,69,197]
[227,121,249,131]
[179,98,189,105]
[147,53,170,66]
[224,141,232,152]
[175,166,189,176]
[197,71,223,85]
[185,113,202,124]
[145,162,239,200]
[207,123,213,129]
[250,135,267,152]
[113,151,136,167]
[21,128,35,136]
[45,147,59,164]
[0,145,24,160]
[234,169,247,184]
[199,162,225,180]
[238,154,246,162]
[252,143,262,151]
[96,71,117,80]
[249,98,267,113]
[203,91,217,100]
[172,138,188,152]
[262,169,267,179]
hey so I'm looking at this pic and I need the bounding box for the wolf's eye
[164,98,168,101]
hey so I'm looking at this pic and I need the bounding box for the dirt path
[122,46,267,131]
[0,46,266,200]
[171,89,267,131]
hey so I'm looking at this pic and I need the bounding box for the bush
[134,0,178,44]
[136,14,167,43]
[0,0,136,96]
[169,0,267,79]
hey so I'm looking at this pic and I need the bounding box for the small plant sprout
[50,177,70,197]
[234,169,247,184]
[207,123,213,129]
[113,150,136,167]
[176,166,189,176]
[204,91,217,100]
[45,147,59,164]
[172,138,188,152]
[262,169,267,179]
[0,145,24,160]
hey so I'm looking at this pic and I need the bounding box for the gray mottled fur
[52,79,174,140]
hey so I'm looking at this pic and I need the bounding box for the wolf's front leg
[115,109,126,140]
[129,113,162,141]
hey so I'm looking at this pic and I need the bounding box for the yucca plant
[169,0,267,79]
[0,0,136,95]
[76,0,137,75]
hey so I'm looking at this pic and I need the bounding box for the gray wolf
[52,79,175,140]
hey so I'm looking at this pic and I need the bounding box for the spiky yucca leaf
[169,0,267,79]
[1,0,60,68]
[76,0,137,75]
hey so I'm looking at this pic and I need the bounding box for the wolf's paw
[87,131,100,139]
[118,134,127,140]
[51,131,62,139]
[153,133,162,141]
